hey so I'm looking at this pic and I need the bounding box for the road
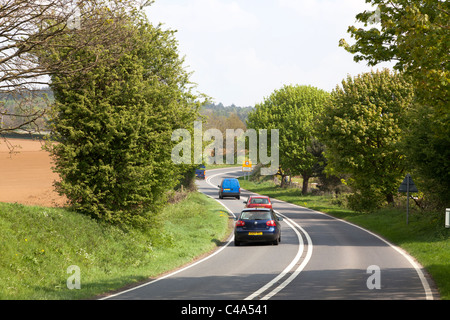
[102,167,435,300]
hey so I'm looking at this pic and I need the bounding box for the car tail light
[266,220,276,226]
[235,220,245,227]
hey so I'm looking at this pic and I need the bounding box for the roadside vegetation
[0,192,231,300]
[238,177,449,300]
[0,0,447,302]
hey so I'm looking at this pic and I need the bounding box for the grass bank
[0,192,231,299]
[239,178,449,300]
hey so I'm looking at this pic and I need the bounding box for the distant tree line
[201,102,253,123]
[0,88,53,133]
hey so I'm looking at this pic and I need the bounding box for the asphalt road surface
[102,167,436,300]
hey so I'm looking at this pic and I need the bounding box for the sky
[144,0,393,107]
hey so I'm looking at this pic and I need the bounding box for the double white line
[244,210,313,300]
[205,168,313,300]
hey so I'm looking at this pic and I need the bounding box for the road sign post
[398,174,418,225]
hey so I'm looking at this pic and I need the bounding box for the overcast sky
[145,0,393,107]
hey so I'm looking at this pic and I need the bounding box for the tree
[46,13,201,226]
[339,0,449,208]
[0,0,142,138]
[318,69,414,211]
[339,0,448,107]
[247,85,329,194]
[403,103,450,208]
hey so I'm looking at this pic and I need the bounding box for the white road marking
[208,167,434,300]
[269,196,434,300]
[100,170,239,300]
[244,215,305,300]
[205,168,313,300]
[259,211,313,300]
[100,231,235,300]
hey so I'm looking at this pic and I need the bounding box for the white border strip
[270,197,435,300]
[100,175,236,300]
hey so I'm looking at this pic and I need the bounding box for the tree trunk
[280,174,288,188]
[386,193,394,204]
[302,175,310,195]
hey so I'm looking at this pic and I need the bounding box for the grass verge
[239,178,449,300]
[0,192,232,299]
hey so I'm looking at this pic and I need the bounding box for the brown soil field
[0,138,66,207]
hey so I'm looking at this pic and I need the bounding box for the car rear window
[240,211,271,220]
[250,198,269,204]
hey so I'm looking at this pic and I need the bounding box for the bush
[346,191,382,213]
[46,19,200,226]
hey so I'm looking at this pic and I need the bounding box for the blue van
[218,178,240,199]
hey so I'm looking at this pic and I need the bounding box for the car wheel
[273,237,280,245]
[234,240,240,246]
[236,195,240,200]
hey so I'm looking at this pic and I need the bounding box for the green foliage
[0,192,230,299]
[340,0,449,209]
[318,69,414,211]
[340,0,448,102]
[403,103,450,209]
[247,85,330,194]
[46,18,200,226]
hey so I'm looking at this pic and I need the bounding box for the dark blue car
[218,178,240,199]
[195,165,206,179]
[234,208,282,246]
[195,168,205,179]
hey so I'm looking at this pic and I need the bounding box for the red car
[244,196,272,209]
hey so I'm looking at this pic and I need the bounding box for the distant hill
[0,87,53,101]
[200,103,254,123]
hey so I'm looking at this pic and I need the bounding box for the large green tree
[46,13,200,226]
[340,0,449,208]
[247,85,329,194]
[318,69,414,211]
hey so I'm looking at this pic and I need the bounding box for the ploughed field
[0,138,66,207]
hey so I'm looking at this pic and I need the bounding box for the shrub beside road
[0,192,230,299]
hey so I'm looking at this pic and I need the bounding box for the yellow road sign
[242,160,252,168]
